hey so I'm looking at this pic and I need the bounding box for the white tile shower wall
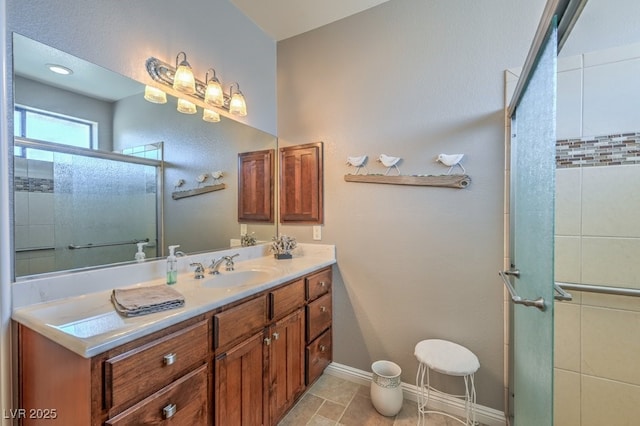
[554,42,640,425]
[557,41,640,139]
[581,165,640,238]
[555,164,640,424]
[583,58,640,136]
[555,168,581,236]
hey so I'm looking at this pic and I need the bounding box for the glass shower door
[507,21,557,426]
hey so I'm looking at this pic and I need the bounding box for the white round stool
[414,339,480,425]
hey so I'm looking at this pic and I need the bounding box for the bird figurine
[436,153,466,174]
[211,170,224,183]
[346,155,369,175]
[377,154,401,176]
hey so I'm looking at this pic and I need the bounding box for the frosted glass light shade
[173,64,196,94]
[203,109,221,122]
[143,85,167,104]
[177,98,197,114]
[205,80,224,107]
[229,92,247,116]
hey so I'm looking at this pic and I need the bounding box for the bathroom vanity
[13,247,334,426]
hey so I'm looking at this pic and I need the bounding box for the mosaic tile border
[557,132,640,168]
[14,177,54,193]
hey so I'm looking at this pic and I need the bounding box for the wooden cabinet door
[279,142,323,224]
[214,332,267,426]
[268,309,305,424]
[238,149,274,222]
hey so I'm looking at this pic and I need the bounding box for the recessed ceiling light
[46,64,73,75]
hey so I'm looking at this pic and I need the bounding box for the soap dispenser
[167,245,180,285]
[135,242,149,262]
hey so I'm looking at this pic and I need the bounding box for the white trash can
[370,360,403,416]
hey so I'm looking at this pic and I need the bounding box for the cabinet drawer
[105,320,208,410]
[306,292,332,343]
[306,268,332,301]
[306,328,332,385]
[270,279,305,321]
[106,364,208,426]
[214,296,267,350]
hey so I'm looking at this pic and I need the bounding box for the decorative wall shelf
[344,174,471,189]
[172,183,226,200]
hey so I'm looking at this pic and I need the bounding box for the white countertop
[12,244,336,358]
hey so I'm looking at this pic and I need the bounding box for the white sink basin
[54,311,126,338]
[201,269,273,289]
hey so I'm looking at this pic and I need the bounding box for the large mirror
[12,33,277,279]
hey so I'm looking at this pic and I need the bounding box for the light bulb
[177,98,197,114]
[205,79,224,107]
[229,92,247,116]
[143,85,167,104]
[173,52,196,95]
[203,109,221,122]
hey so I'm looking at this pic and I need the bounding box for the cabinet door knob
[320,306,327,313]
[264,337,271,346]
[319,281,326,287]
[272,332,280,341]
[163,353,177,366]
[163,403,177,419]
[320,345,326,353]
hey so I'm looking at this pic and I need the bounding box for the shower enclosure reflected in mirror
[12,33,278,279]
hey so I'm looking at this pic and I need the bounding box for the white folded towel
[111,285,185,317]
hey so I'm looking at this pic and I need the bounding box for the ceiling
[230,0,392,41]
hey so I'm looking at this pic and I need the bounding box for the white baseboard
[324,362,506,426]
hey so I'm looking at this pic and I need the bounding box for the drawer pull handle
[320,281,326,287]
[163,403,177,419]
[320,345,326,353]
[264,337,271,346]
[273,332,280,341]
[163,353,177,366]
[320,306,327,313]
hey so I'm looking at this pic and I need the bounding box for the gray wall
[14,76,114,150]
[6,0,276,134]
[277,0,546,410]
[113,94,277,254]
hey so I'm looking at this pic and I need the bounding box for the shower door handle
[499,270,546,311]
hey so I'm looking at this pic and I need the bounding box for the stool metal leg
[416,362,427,425]
[415,363,477,426]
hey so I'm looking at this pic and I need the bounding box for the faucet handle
[189,262,205,279]
[223,253,239,271]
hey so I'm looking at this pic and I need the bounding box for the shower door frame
[505,0,588,424]
[12,136,164,279]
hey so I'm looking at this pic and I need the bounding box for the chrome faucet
[209,253,240,274]
[208,257,226,275]
[190,262,205,279]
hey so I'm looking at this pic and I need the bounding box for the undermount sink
[201,269,274,289]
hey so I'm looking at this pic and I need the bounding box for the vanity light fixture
[143,85,167,104]
[177,98,197,114]
[46,63,73,75]
[203,109,221,122]
[144,56,248,118]
[172,51,196,95]
[228,82,247,117]
[204,68,224,107]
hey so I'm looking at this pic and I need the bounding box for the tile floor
[278,374,479,426]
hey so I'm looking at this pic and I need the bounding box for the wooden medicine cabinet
[279,142,324,224]
[238,149,275,222]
